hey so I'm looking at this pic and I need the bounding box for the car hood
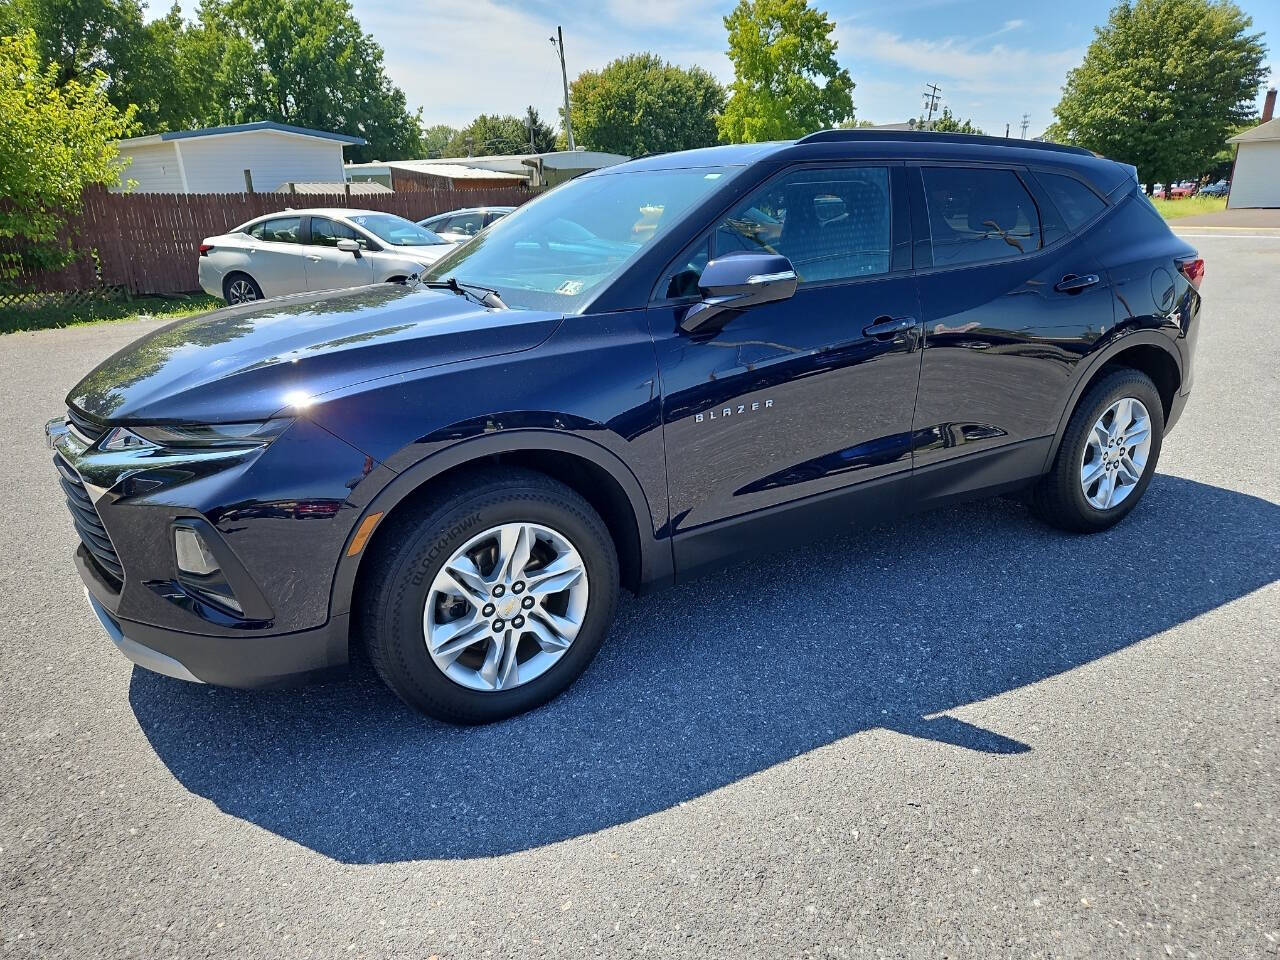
[392,243,456,264]
[67,284,563,424]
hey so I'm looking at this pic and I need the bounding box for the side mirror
[336,238,361,254]
[679,253,797,334]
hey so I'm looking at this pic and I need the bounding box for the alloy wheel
[227,279,258,304]
[423,522,589,692]
[1080,396,1152,510]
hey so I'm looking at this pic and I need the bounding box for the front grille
[54,453,124,585]
[66,406,107,445]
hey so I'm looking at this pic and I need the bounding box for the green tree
[443,112,551,156]
[420,123,456,158]
[926,107,984,135]
[0,31,135,288]
[1,0,199,131]
[719,0,854,143]
[567,53,724,156]
[1047,0,1266,191]
[186,0,423,161]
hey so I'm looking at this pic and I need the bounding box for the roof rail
[797,129,1095,158]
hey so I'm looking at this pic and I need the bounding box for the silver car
[199,208,458,304]
[417,206,515,244]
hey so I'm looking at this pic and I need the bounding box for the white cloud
[837,23,1083,135]
[354,0,734,138]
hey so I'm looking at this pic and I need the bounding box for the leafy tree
[523,106,557,152]
[184,0,423,161]
[1047,0,1266,191]
[1,0,197,131]
[719,0,854,143]
[568,53,724,156]
[0,31,135,289]
[926,107,984,135]
[420,123,456,158]
[443,112,552,156]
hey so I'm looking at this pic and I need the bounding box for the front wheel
[359,468,619,724]
[1031,368,1165,533]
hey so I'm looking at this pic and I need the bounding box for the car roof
[588,133,1130,198]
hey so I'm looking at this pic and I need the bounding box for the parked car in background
[1168,182,1197,199]
[418,206,515,243]
[51,131,1202,725]
[1200,180,1230,197]
[199,209,457,304]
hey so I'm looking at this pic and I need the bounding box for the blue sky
[189,0,1280,141]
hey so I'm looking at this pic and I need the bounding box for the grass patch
[0,292,220,335]
[1148,194,1228,220]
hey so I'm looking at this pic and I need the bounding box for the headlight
[101,419,292,451]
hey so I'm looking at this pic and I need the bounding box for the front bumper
[47,411,386,688]
[77,543,350,687]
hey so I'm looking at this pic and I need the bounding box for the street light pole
[550,26,576,151]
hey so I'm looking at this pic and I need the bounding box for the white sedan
[198,208,458,304]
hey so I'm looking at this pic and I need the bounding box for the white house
[1226,89,1278,209]
[113,121,367,194]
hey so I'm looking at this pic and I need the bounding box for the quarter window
[921,168,1041,265]
[1037,172,1106,230]
[247,217,302,244]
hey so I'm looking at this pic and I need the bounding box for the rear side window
[921,168,1040,266]
[1038,172,1106,230]
[247,217,302,243]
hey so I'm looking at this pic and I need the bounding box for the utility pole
[1005,122,1010,138]
[550,26,575,151]
[526,107,536,153]
[1020,113,1030,139]
[922,83,942,128]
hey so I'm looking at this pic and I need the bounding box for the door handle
[863,315,917,339]
[306,255,323,262]
[1054,274,1100,294]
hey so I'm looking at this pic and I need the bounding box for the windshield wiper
[410,276,506,309]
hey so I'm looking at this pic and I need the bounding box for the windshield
[422,167,734,311]
[348,213,449,246]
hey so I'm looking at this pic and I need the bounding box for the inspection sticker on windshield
[555,280,585,296]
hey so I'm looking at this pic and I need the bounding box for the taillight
[199,243,213,257]
[1177,257,1204,290]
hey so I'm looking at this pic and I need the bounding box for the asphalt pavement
[1,231,1277,958]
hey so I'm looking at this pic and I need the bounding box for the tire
[359,467,619,724]
[222,272,263,305]
[1031,367,1165,533]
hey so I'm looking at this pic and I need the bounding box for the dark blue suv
[48,131,1203,723]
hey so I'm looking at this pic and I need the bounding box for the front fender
[326,428,674,621]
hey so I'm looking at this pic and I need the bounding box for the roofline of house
[118,121,366,148]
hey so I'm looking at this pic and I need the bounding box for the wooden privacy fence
[10,186,534,297]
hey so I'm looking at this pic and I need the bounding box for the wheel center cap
[497,596,520,619]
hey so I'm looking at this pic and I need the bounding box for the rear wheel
[223,272,263,305]
[359,468,619,724]
[1031,368,1165,532]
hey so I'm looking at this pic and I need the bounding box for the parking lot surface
[1,232,1277,958]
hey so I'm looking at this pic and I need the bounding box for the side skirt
[670,437,1052,579]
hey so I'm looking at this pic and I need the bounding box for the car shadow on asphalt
[128,474,1280,863]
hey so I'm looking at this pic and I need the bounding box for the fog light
[174,527,219,576]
